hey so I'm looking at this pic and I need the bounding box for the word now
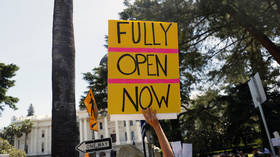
[122,84,170,112]
[117,53,167,76]
[117,21,172,45]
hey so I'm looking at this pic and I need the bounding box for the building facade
[14,110,146,157]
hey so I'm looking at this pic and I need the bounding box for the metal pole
[142,137,147,157]
[257,102,276,157]
[92,130,96,157]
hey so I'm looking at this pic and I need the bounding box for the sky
[0,0,126,128]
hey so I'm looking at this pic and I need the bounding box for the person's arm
[142,108,174,157]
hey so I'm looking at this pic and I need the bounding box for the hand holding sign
[142,108,159,129]
[84,88,98,131]
[142,108,174,157]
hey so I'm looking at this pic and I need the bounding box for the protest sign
[108,20,180,120]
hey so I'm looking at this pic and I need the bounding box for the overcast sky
[0,0,126,128]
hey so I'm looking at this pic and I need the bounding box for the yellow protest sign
[108,20,180,120]
[83,88,98,131]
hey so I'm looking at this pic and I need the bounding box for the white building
[13,110,146,157]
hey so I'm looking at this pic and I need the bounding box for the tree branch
[275,0,280,14]
[226,5,280,65]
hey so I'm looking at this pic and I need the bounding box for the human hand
[142,108,160,129]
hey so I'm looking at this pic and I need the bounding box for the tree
[80,63,108,111]
[180,90,228,153]
[51,0,78,156]
[0,137,26,157]
[180,83,280,154]
[19,120,33,153]
[196,0,280,64]
[27,104,34,116]
[0,120,33,154]
[0,123,22,145]
[119,0,280,89]
[219,84,261,149]
[0,63,19,115]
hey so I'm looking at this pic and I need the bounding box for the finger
[153,108,157,114]
[151,109,156,119]
[148,108,155,122]
[145,108,153,122]
[147,108,152,116]
[142,109,149,121]
[142,109,145,115]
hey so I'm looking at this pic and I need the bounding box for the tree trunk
[227,6,280,65]
[24,133,28,153]
[52,0,78,156]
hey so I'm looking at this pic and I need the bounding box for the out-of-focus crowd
[212,148,276,157]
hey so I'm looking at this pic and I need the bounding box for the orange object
[84,88,98,131]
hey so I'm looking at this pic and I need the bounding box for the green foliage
[0,63,19,115]
[27,104,34,116]
[80,63,108,111]
[0,120,33,147]
[19,120,33,135]
[194,0,280,86]
[0,123,22,145]
[0,137,26,157]
[18,119,33,153]
[221,84,260,147]
[181,83,280,153]
[180,90,227,152]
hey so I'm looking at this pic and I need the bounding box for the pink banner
[108,47,178,54]
[108,78,180,84]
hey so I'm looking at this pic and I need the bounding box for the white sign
[75,138,112,153]
[182,143,192,157]
[272,137,280,147]
[248,73,267,108]
[171,142,193,157]
[171,141,182,157]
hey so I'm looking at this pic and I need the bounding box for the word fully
[117,21,173,46]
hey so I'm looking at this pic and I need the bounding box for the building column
[94,131,99,139]
[96,152,100,157]
[29,128,34,154]
[104,116,109,138]
[105,151,110,157]
[79,118,83,142]
[115,120,120,145]
[48,126,51,153]
[136,121,142,143]
[33,125,38,154]
[30,128,34,154]
[45,127,48,154]
[83,118,88,140]
[126,120,131,144]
